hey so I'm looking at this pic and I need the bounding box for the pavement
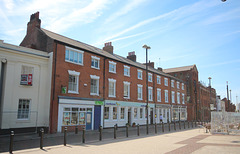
[0,122,239,154]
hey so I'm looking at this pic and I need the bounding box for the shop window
[17,99,30,119]
[140,108,143,119]
[113,107,117,120]
[79,112,85,125]
[134,108,137,119]
[20,66,33,86]
[121,108,125,119]
[104,107,109,120]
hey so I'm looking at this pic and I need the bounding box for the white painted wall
[0,41,52,129]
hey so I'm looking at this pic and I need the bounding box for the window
[171,80,175,88]
[165,90,168,103]
[140,108,143,119]
[17,99,30,119]
[157,88,161,102]
[108,79,116,97]
[123,81,130,98]
[182,83,184,90]
[134,108,137,119]
[163,109,166,118]
[182,93,185,104]
[177,92,180,104]
[124,65,130,77]
[137,70,142,80]
[164,78,168,86]
[65,47,83,65]
[177,82,180,89]
[109,61,116,73]
[20,66,34,86]
[172,91,175,103]
[104,107,109,120]
[113,107,117,120]
[90,75,100,95]
[91,56,100,69]
[137,84,143,100]
[148,87,153,101]
[68,70,80,94]
[121,108,125,119]
[157,76,161,84]
[148,73,152,82]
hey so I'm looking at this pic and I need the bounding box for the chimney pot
[127,51,136,62]
[103,42,113,54]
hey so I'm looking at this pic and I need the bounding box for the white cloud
[2,0,14,10]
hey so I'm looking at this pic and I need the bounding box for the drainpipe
[102,57,106,128]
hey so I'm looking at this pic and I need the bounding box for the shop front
[172,105,187,121]
[104,100,155,128]
[156,104,171,123]
[57,98,103,132]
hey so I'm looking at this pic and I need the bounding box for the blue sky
[0,0,239,104]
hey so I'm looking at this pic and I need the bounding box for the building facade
[20,12,187,133]
[0,40,52,134]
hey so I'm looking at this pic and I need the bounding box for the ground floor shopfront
[172,105,187,121]
[57,97,104,132]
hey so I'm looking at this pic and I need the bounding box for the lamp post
[226,81,229,112]
[208,77,212,121]
[143,44,151,135]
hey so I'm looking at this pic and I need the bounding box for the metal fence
[211,111,240,135]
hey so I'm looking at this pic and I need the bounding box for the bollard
[137,124,140,136]
[9,131,14,154]
[114,124,117,139]
[82,127,85,143]
[162,121,164,132]
[75,126,78,134]
[184,121,186,129]
[64,127,67,146]
[179,120,181,130]
[174,121,176,131]
[168,120,170,132]
[40,128,44,149]
[99,126,102,141]
[155,122,157,134]
[126,123,129,137]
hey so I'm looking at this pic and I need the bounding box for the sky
[0,0,239,104]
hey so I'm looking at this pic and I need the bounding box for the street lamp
[143,44,151,135]
[226,81,230,112]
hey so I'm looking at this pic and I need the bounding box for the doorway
[128,108,131,124]
[150,108,153,124]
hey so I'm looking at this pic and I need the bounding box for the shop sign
[62,87,67,94]
[95,101,103,105]
[63,112,70,122]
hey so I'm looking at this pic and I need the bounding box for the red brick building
[222,98,236,112]
[20,12,187,133]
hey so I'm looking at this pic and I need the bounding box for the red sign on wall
[20,74,32,86]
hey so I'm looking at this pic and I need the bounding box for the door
[94,105,101,130]
[128,108,131,124]
[86,112,92,130]
[150,108,153,124]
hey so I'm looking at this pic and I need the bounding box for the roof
[41,28,182,82]
[163,65,196,73]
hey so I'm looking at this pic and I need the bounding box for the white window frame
[157,75,161,84]
[109,61,116,73]
[148,73,152,82]
[148,87,153,101]
[137,84,143,100]
[182,83,184,90]
[108,78,116,97]
[171,80,175,88]
[134,108,138,119]
[113,107,118,120]
[65,46,84,65]
[104,106,110,120]
[68,70,80,94]
[157,88,161,102]
[165,90,168,103]
[17,99,31,120]
[120,107,125,120]
[123,81,130,99]
[177,81,180,89]
[90,75,100,96]
[164,78,168,86]
[177,92,180,104]
[172,91,175,103]
[91,56,100,69]
[124,65,130,77]
[137,69,143,80]
[182,93,185,104]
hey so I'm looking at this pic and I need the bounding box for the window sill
[91,66,100,70]
[109,95,116,98]
[138,98,143,101]
[90,93,99,96]
[65,60,83,66]
[109,71,116,74]
[68,91,79,94]
[124,97,130,99]
[138,78,143,80]
[124,75,130,77]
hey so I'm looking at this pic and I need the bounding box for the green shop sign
[95,101,103,105]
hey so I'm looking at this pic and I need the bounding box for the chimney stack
[27,12,41,34]
[143,60,154,68]
[157,67,162,71]
[103,42,113,54]
[127,51,136,62]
